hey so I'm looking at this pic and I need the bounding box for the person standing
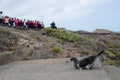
[14,18,18,27]
[33,20,38,28]
[0,11,3,24]
[50,21,57,29]
[41,21,44,29]
[5,16,9,26]
[9,18,14,27]
[23,19,27,29]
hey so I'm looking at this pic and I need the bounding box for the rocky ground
[0,26,79,60]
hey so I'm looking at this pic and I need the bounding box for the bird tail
[96,50,104,57]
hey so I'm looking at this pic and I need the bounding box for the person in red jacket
[2,16,6,24]
[34,20,38,28]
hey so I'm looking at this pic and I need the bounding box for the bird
[70,50,105,69]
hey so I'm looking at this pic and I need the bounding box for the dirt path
[103,65,120,80]
[0,58,111,80]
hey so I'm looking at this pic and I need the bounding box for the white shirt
[5,18,9,23]
[0,14,2,19]
[23,20,26,26]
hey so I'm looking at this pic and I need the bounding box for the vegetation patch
[108,43,115,48]
[56,39,62,43]
[80,49,89,56]
[104,60,115,65]
[52,46,61,53]
[105,50,116,59]
[31,34,41,41]
[43,28,80,42]
[114,60,120,66]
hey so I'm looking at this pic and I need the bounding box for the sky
[0,0,120,32]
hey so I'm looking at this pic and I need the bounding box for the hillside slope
[0,25,120,65]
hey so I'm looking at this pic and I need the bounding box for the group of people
[0,11,58,30]
[0,11,44,29]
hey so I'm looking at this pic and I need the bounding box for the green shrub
[32,34,41,41]
[114,60,120,66]
[43,28,94,44]
[43,28,80,42]
[108,48,115,52]
[53,46,61,53]
[108,43,115,48]
[105,50,116,59]
[116,53,120,59]
[104,60,115,65]
[56,39,62,43]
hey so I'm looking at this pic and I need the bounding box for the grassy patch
[43,28,80,42]
[105,50,117,59]
[31,34,41,41]
[52,46,61,53]
[56,39,62,43]
[114,60,120,66]
[108,43,115,48]
[104,60,115,65]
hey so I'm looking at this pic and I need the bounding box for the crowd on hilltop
[0,11,44,29]
[0,11,58,30]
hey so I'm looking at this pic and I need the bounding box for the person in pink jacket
[14,18,18,27]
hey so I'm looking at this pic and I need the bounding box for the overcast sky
[0,0,120,32]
